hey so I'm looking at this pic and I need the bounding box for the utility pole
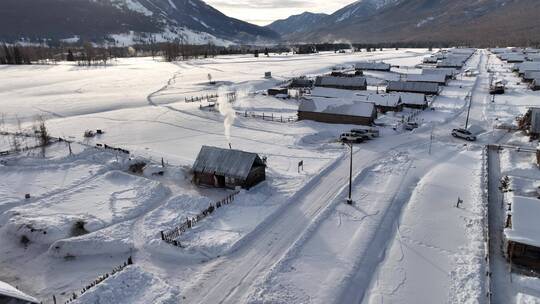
[465,92,473,129]
[342,141,354,205]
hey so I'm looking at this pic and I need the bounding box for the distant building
[437,59,464,69]
[386,81,439,95]
[315,76,367,90]
[356,93,403,113]
[193,146,266,189]
[504,194,540,273]
[522,71,540,82]
[298,98,377,126]
[355,62,391,71]
[267,88,288,96]
[296,45,317,54]
[406,73,447,85]
[289,77,313,88]
[398,92,428,109]
[422,68,455,80]
[0,280,39,304]
[515,62,540,75]
[531,79,540,91]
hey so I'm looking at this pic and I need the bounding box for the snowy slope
[286,0,540,44]
[0,0,279,44]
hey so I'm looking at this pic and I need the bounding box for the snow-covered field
[1,49,540,304]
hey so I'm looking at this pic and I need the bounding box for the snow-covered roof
[0,280,39,303]
[386,81,439,94]
[422,68,455,77]
[505,195,540,248]
[505,54,526,62]
[398,92,427,105]
[523,71,540,80]
[355,62,391,71]
[315,76,367,89]
[356,93,402,107]
[309,87,359,99]
[406,73,447,84]
[193,146,263,180]
[437,59,464,68]
[517,62,540,73]
[299,98,375,117]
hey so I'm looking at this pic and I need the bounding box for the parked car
[351,128,380,139]
[404,122,419,131]
[451,128,477,141]
[339,133,364,143]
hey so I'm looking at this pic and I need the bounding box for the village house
[406,73,447,85]
[504,194,540,273]
[267,87,288,96]
[532,79,540,91]
[399,92,429,109]
[386,81,439,95]
[356,93,403,113]
[515,62,540,75]
[289,77,313,88]
[298,98,377,126]
[355,62,391,72]
[422,68,455,80]
[193,146,266,189]
[522,71,540,83]
[314,76,367,90]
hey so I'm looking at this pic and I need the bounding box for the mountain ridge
[0,0,280,45]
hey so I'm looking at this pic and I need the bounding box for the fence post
[160,231,165,241]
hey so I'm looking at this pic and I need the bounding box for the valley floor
[1,49,540,304]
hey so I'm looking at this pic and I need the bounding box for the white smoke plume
[217,86,237,143]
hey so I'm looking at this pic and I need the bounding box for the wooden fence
[185,92,237,104]
[161,190,240,247]
[201,106,297,123]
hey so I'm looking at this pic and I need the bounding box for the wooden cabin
[386,81,439,95]
[315,76,367,90]
[298,98,376,126]
[504,195,540,273]
[193,146,266,190]
[355,62,391,72]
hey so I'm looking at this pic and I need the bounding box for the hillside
[266,12,328,36]
[0,0,280,45]
[285,0,540,45]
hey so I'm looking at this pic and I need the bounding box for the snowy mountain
[285,0,540,45]
[266,12,329,36]
[0,0,280,45]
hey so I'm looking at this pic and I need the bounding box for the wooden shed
[298,98,376,126]
[386,81,439,95]
[193,146,266,190]
[315,76,367,90]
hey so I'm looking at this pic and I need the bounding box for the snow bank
[1,170,169,246]
[74,266,179,304]
[48,220,134,258]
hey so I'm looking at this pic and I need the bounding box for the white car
[350,128,380,139]
[451,128,477,141]
[339,133,365,143]
[404,122,419,131]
